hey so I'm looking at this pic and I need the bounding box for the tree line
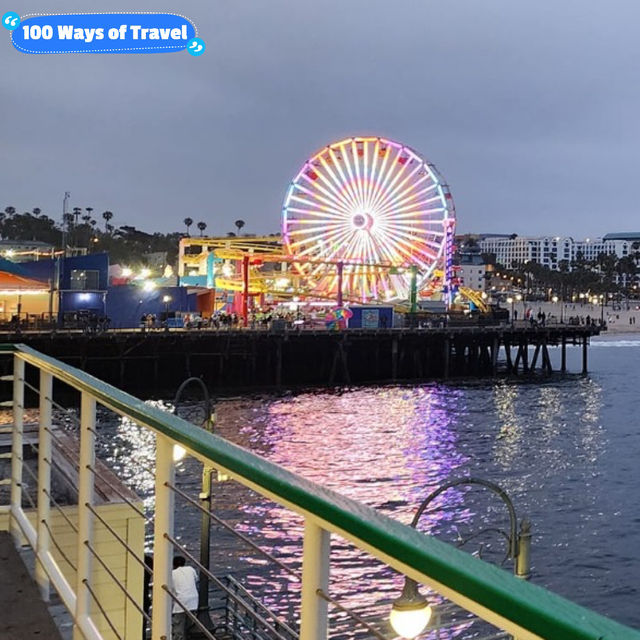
[1,206,250,267]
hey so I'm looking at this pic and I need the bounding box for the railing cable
[84,540,151,623]
[164,533,296,640]
[316,588,390,640]
[41,520,77,572]
[166,480,301,580]
[42,487,79,533]
[85,503,152,576]
[85,464,150,521]
[82,579,125,640]
[160,585,217,640]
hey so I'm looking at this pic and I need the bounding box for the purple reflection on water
[227,385,470,630]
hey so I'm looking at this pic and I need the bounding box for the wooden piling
[443,338,450,379]
[391,336,399,380]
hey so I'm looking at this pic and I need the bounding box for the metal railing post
[73,392,97,640]
[36,370,53,601]
[9,355,25,544]
[299,519,330,640]
[151,434,176,640]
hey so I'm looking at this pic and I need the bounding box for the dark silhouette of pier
[0,325,599,395]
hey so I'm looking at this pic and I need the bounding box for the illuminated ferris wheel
[282,136,456,302]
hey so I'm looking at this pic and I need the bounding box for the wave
[590,339,640,348]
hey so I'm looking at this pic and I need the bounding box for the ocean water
[98,333,640,634]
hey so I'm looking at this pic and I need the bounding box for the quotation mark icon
[2,11,20,30]
[187,37,205,56]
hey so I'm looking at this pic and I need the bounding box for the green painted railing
[1,342,639,640]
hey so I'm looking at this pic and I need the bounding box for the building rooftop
[602,232,640,241]
[0,239,54,247]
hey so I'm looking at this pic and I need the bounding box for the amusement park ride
[178,136,488,323]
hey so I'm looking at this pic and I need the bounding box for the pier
[0,325,600,394]
[0,325,599,395]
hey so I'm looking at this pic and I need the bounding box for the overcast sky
[2,1,640,238]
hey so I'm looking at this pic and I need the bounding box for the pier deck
[0,532,63,639]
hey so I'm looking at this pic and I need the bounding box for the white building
[457,263,489,291]
[478,236,573,270]
[478,233,640,269]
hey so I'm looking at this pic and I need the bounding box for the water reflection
[92,352,640,634]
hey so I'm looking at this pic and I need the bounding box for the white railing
[1,343,638,640]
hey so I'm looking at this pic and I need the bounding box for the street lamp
[506,296,514,325]
[163,295,172,330]
[389,477,531,638]
[389,579,431,639]
[173,378,216,631]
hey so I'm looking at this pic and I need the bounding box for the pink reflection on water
[215,385,470,635]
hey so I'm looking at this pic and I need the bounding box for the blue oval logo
[11,13,197,54]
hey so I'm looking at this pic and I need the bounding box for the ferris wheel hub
[351,212,373,230]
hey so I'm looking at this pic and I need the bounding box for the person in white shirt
[171,555,199,640]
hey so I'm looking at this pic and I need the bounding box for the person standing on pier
[171,555,199,640]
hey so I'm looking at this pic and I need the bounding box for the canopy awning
[0,271,49,292]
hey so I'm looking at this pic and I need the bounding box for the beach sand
[511,301,640,335]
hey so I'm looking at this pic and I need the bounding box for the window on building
[70,269,100,290]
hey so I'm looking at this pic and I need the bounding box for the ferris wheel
[282,136,456,302]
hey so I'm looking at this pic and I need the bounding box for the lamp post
[163,295,171,331]
[389,477,531,639]
[173,378,216,631]
[409,265,418,314]
[506,296,514,326]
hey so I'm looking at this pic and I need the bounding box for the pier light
[140,268,151,278]
[506,297,513,304]
[163,295,171,303]
[121,267,132,277]
[142,280,156,292]
[390,578,432,639]
[389,476,531,637]
[516,294,522,301]
[552,295,558,303]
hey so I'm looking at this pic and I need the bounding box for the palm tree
[183,217,193,236]
[82,214,91,224]
[85,207,93,220]
[197,221,207,237]
[235,219,245,235]
[102,210,113,232]
[63,213,74,227]
[4,206,16,216]
[32,207,41,217]
[72,207,82,226]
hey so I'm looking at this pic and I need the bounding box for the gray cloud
[2,0,640,237]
